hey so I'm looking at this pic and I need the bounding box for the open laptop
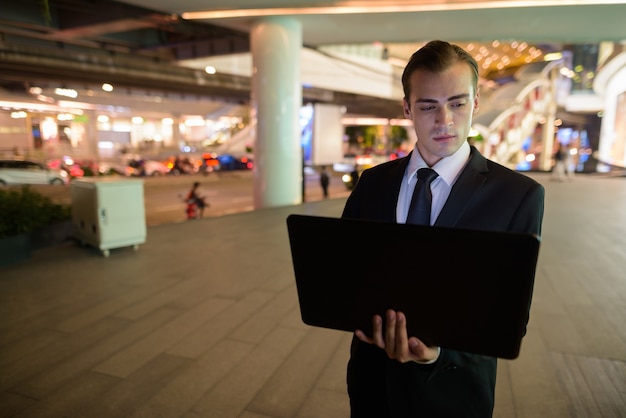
[286,214,541,359]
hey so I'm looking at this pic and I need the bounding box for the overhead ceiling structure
[1,0,625,118]
[175,1,626,44]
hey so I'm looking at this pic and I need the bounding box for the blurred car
[200,152,221,174]
[73,159,100,176]
[216,154,253,171]
[128,159,169,176]
[47,157,84,178]
[97,161,131,176]
[166,156,196,175]
[0,159,69,185]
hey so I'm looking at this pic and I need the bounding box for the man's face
[402,61,479,167]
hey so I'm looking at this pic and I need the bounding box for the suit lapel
[434,147,488,227]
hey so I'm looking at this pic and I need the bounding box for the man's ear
[402,98,411,118]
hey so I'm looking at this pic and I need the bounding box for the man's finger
[372,315,386,349]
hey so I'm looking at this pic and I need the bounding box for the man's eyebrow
[415,93,471,103]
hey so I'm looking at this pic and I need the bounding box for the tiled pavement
[1,172,625,417]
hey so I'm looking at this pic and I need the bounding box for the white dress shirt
[397,141,471,225]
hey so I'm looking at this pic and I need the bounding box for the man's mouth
[433,133,455,141]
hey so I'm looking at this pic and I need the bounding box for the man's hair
[401,40,479,102]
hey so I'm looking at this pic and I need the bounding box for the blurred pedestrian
[552,142,567,181]
[564,143,575,180]
[350,165,360,189]
[320,165,330,198]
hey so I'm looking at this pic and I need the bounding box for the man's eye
[451,101,467,108]
[419,105,436,111]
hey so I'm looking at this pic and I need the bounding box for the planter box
[0,233,31,268]
[0,221,72,268]
[30,220,73,251]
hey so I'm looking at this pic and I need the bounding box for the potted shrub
[0,186,72,267]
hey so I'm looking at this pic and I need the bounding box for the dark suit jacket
[342,146,545,418]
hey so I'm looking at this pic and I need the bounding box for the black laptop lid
[286,214,541,359]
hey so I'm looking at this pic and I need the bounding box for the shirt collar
[407,141,471,186]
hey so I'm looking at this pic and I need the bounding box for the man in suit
[342,40,545,417]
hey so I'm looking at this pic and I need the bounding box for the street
[26,170,351,227]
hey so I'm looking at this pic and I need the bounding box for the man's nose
[437,107,453,126]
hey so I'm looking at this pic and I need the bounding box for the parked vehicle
[216,154,253,171]
[200,153,221,174]
[167,156,196,175]
[97,161,131,176]
[128,159,169,176]
[200,153,253,172]
[0,159,69,186]
[47,157,84,178]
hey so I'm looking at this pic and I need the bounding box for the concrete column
[250,17,302,209]
[84,110,100,161]
[171,114,182,149]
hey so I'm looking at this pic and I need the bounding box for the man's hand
[355,309,440,364]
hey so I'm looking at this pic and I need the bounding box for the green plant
[0,186,71,238]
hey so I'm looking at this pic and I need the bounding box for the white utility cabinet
[71,177,146,257]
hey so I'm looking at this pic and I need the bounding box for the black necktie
[406,168,439,225]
